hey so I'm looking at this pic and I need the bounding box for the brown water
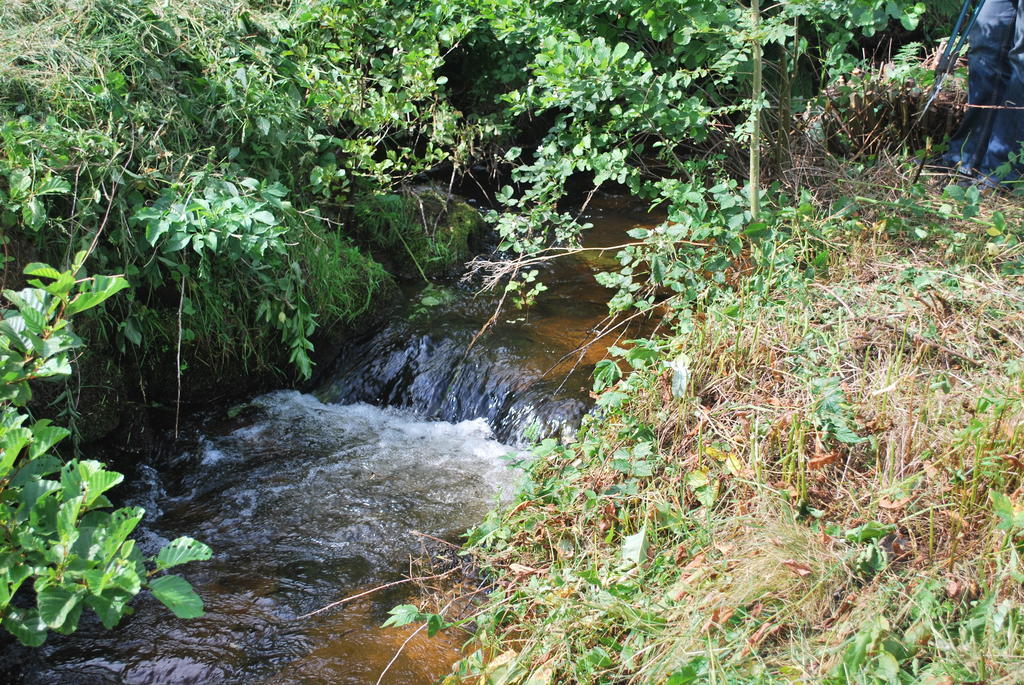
[321,195,660,442]
[4,196,659,684]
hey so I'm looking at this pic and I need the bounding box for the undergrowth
[427,162,1024,683]
[1,0,485,392]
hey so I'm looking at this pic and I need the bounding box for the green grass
[435,165,1024,684]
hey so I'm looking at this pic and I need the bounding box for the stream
[4,196,658,684]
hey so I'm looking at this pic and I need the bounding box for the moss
[353,189,484,279]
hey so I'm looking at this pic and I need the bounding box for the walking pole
[920,0,987,117]
[910,0,988,184]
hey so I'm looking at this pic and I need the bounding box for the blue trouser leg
[980,0,1024,176]
[944,0,1024,179]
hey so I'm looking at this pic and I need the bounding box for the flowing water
[4,196,658,684]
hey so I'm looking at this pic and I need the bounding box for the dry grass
[452,169,1024,682]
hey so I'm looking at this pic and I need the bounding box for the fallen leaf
[746,621,782,650]
[808,452,839,470]
[701,606,736,633]
[681,552,707,571]
[525,662,556,685]
[482,650,518,678]
[888,534,911,559]
[879,497,910,509]
[509,563,539,577]
[781,560,813,577]
[668,553,708,601]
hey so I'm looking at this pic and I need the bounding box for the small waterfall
[318,303,592,443]
[319,196,657,443]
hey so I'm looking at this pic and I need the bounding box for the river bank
[444,164,1024,683]
[1,196,658,683]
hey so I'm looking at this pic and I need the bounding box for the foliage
[1,258,209,646]
[1,0,999,665]
[0,0,490,384]
[439,178,1024,680]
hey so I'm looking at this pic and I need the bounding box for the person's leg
[975,1,1024,182]
[943,0,1018,172]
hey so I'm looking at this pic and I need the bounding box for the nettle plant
[0,256,209,646]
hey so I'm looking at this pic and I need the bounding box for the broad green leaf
[8,169,32,198]
[845,521,894,543]
[251,210,276,224]
[650,255,665,285]
[149,574,204,618]
[4,288,53,332]
[22,198,46,229]
[66,276,130,316]
[11,454,61,486]
[621,526,648,566]
[990,490,1024,531]
[593,359,622,392]
[56,495,84,542]
[3,607,47,646]
[86,591,131,629]
[28,421,70,460]
[22,263,63,281]
[382,604,422,628]
[155,537,212,570]
[0,427,32,476]
[17,478,60,513]
[34,175,71,196]
[99,507,145,563]
[37,586,83,629]
[83,465,124,507]
[31,272,76,297]
[60,460,123,506]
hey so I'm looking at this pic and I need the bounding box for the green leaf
[155,537,212,570]
[742,221,769,239]
[37,586,83,629]
[0,427,32,476]
[56,495,84,542]
[98,507,145,562]
[28,421,70,460]
[8,169,32,198]
[81,462,124,507]
[382,603,422,628]
[86,591,131,629]
[22,263,63,281]
[845,521,894,543]
[650,255,665,285]
[621,526,648,566]
[34,175,71,197]
[66,276,130,316]
[3,607,47,646]
[148,575,204,618]
[22,198,46,229]
[426,612,446,637]
[990,490,1024,531]
[251,210,276,225]
[593,359,622,392]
